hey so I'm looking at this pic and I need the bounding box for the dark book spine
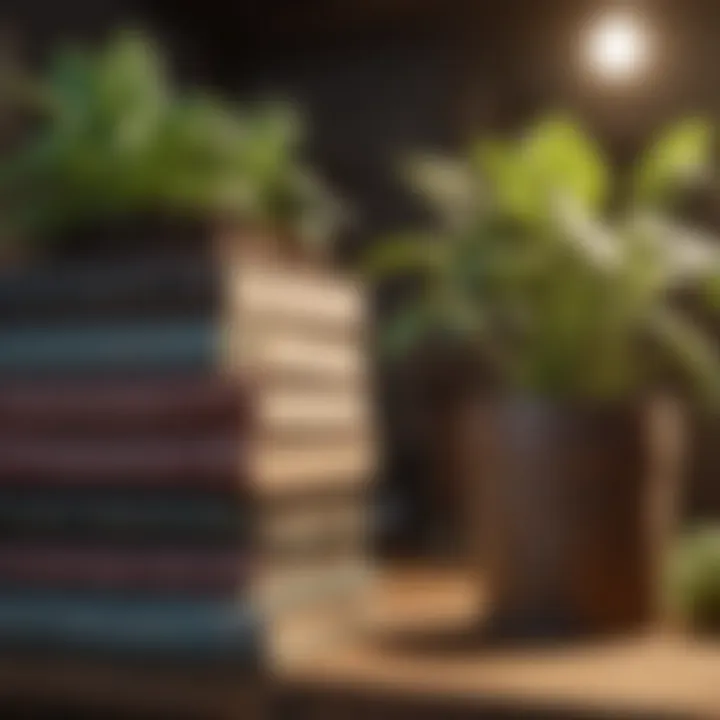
[0,435,246,489]
[0,543,250,595]
[0,490,247,546]
[0,258,220,324]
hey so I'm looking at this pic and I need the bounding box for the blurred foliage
[365,115,720,402]
[669,526,720,634]
[0,30,341,249]
[633,119,713,209]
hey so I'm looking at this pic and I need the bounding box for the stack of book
[0,251,375,707]
[232,261,375,664]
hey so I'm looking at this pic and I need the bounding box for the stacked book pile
[0,252,375,709]
[235,261,375,664]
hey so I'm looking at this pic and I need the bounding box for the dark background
[2,0,720,554]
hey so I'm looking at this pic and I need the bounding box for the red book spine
[0,378,250,432]
[0,436,247,489]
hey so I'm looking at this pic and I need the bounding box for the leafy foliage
[366,115,720,402]
[633,119,714,209]
[475,116,609,224]
[668,526,720,634]
[0,30,340,249]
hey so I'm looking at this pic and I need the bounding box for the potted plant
[366,116,720,638]
[0,29,341,266]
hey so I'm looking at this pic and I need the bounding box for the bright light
[585,10,651,83]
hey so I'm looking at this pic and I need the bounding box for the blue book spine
[0,258,216,311]
[0,593,258,661]
[0,321,222,373]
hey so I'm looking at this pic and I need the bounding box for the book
[0,592,258,664]
[259,488,368,559]
[0,543,250,595]
[232,266,364,328]
[257,557,373,615]
[0,321,222,375]
[0,257,219,325]
[0,435,246,489]
[0,377,248,433]
[0,489,247,545]
[0,485,393,549]
[251,440,375,495]
[255,388,370,441]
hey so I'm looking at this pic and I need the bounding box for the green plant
[668,526,720,633]
[0,30,340,249]
[366,116,720,402]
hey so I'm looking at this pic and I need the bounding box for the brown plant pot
[469,397,684,641]
[684,410,720,520]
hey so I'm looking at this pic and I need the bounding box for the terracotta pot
[468,396,684,639]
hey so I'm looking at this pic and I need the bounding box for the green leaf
[521,115,609,215]
[702,273,720,311]
[379,301,438,359]
[45,46,95,123]
[473,116,609,225]
[402,154,480,227]
[668,526,720,631]
[473,137,539,224]
[96,30,168,120]
[379,291,483,360]
[362,235,445,280]
[634,118,713,208]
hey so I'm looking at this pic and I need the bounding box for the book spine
[0,593,258,659]
[0,322,220,373]
[0,258,218,322]
[0,436,246,489]
[0,544,249,595]
[0,491,246,545]
[0,378,248,432]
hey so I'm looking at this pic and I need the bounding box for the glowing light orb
[585,10,651,83]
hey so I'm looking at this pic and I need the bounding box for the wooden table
[277,567,720,720]
[0,568,716,718]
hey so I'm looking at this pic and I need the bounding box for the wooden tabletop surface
[278,566,720,719]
